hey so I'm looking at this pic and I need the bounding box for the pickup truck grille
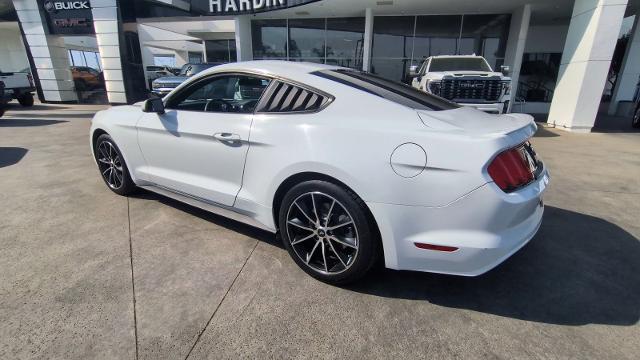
[153,82,181,89]
[440,79,503,103]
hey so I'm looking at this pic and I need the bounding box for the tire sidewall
[18,93,34,107]
[278,180,378,284]
[633,107,640,128]
[94,134,135,195]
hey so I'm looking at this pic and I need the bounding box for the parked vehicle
[0,81,7,117]
[91,61,549,284]
[145,65,175,88]
[151,63,224,96]
[411,55,512,114]
[71,66,104,91]
[0,69,36,107]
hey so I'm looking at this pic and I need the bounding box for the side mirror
[144,97,165,115]
[409,65,419,77]
[500,65,510,76]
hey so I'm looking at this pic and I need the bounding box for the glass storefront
[205,39,238,63]
[252,18,364,69]
[371,14,511,82]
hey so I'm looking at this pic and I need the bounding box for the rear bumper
[368,167,549,276]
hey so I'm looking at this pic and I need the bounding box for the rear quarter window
[312,70,459,111]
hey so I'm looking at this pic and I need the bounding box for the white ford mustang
[90,61,549,284]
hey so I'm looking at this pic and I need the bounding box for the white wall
[0,22,29,73]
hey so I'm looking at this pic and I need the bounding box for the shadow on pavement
[126,189,640,327]
[129,189,280,247]
[349,206,640,326]
[0,147,28,168]
[4,103,70,111]
[0,119,68,127]
[534,126,560,138]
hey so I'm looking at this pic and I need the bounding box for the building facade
[2,0,639,132]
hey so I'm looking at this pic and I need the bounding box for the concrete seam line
[127,198,139,360]
[184,240,260,360]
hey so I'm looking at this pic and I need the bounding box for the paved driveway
[1,103,639,359]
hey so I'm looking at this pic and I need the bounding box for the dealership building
[1,0,639,132]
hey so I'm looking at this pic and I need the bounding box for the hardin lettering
[209,0,286,13]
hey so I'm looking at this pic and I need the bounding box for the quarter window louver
[260,81,328,113]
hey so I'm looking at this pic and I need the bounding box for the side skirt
[139,184,275,233]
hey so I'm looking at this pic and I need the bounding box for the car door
[136,73,271,206]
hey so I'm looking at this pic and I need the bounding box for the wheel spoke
[98,158,110,164]
[306,239,321,264]
[329,235,357,249]
[311,193,320,224]
[294,201,316,225]
[327,220,353,231]
[325,199,335,227]
[326,238,348,268]
[321,241,328,272]
[102,167,111,176]
[287,220,314,232]
[291,233,316,245]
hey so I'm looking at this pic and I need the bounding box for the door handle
[213,132,241,142]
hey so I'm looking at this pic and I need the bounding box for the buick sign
[40,0,94,35]
[191,0,321,15]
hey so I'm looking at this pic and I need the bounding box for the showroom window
[205,40,237,63]
[371,14,511,82]
[252,18,364,69]
[68,49,102,71]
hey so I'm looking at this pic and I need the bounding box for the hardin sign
[194,0,321,15]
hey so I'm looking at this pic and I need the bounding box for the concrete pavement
[1,102,639,359]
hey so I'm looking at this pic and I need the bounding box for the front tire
[94,134,136,196]
[278,180,380,284]
[17,93,34,107]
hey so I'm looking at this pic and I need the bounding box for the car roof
[196,60,345,79]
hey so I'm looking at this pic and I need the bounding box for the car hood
[417,107,536,138]
[153,76,188,84]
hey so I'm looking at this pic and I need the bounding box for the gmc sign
[40,0,94,35]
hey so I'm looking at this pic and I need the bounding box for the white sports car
[90,61,549,284]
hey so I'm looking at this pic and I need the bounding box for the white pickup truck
[411,55,511,114]
[0,70,36,107]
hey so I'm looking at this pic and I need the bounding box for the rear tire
[633,106,640,129]
[17,93,34,107]
[94,134,136,196]
[278,180,380,284]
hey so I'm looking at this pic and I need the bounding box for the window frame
[164,71,274,114]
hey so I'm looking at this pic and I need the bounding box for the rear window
[312,70,459,111]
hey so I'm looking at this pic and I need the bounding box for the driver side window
[167,75,270,114]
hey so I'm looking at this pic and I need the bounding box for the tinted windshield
[313,70,459,111]
[429,58,491,72]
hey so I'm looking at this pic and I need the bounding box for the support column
[608,14,640,115]
[362,8,374,72]
[91,0,126,104]
[504,4,531,112]
[13,0,78,103]
[548,0,628,132]
[234,16,253,61]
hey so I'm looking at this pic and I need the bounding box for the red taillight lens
[414,243,458,252]
[488,147,534,192]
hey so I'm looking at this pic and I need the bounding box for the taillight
[488,145,535,192]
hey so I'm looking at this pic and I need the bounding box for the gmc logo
[460,83,485,89]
